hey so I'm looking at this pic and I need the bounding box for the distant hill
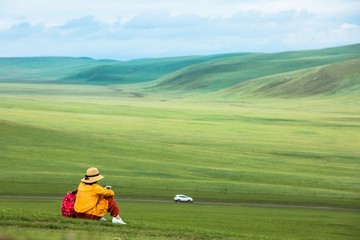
[217,59,360,97]
[151,44,360,94]
[64,53,251,84]
[0,43,359,98]
[0,57,116,83]
[0,53,250,84]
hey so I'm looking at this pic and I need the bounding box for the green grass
[1,44,359,92]
[0,44,359,239]
[0,53,249,85]
[0,57,114,82]
[0,87,359,208]
[1,199,359,240]
[151,44,360,92]
[218,59,360,98]
[65,54,250,84]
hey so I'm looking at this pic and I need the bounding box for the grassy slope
[0,91,359,207]
[151,43,360,93]
[0,44,359,98]
[65,53,252,84]
[217,59,360,98]
[1,199,359,240]
[0,57,115,82]
[0,53,251,85]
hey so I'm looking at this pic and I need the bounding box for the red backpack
[61,190,77,218]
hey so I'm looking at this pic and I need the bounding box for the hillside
[64,53,252,84]
[0,53,250,84]
[217,59,360,97]
[151,44,360,93]
[0,57,115,83]
[0,43,359,97]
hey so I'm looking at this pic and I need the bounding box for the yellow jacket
[74,182,115,217]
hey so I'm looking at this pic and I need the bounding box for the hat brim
[81,174,104,183]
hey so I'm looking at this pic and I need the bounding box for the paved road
[1,195,359,212]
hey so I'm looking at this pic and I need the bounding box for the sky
[0,0,359,60]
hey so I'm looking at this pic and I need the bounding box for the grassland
[150,43,360,92]
[1,199,359,240]
[0,54,247,84]
[0,84,359,208]
[0,44,359,239]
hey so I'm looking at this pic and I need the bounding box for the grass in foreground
[0,199,359,240]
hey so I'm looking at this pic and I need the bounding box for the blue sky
[0,0,359,60]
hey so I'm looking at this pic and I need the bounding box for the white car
[174,194,193,203]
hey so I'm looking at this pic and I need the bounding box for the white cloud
[282,21,360,50]
[0,0,359,59]
[340,22,360,30]
[1,0,359,24]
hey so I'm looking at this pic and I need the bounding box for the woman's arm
[93,184,115,197]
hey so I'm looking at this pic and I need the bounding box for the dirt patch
[131,92,144,98]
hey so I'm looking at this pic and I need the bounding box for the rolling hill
[151,44,360,94]
[0,53,251,84]
[0,43,359,97]
[0,57,115,83]
[217,59,360,97]
[64,53,251,84]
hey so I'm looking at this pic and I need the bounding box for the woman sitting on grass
[74,167,126,224]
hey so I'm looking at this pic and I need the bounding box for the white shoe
[112,217,127,225]
[99,217,107,221]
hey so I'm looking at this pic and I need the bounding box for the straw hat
[81,167,104,183]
